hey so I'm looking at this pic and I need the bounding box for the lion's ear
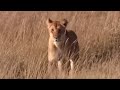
[61,19,68,27]
[46,18,53,26]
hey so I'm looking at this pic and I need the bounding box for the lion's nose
[55,38,58,42]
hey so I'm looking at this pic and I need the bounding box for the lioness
[46,18,79,74]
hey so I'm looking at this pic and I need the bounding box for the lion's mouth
[54,39,61,43]
[53,38,61,42]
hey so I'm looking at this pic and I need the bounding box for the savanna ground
[0,11,120,79]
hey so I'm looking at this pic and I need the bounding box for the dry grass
[0,11,120,79]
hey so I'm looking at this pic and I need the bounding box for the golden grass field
[0,11,120,79]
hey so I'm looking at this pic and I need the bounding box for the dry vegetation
[0,11,120,79]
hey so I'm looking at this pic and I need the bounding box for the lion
[46,18,79,75]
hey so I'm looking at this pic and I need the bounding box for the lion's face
[46,18,68,43]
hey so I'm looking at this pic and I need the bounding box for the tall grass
[0,11,120,79]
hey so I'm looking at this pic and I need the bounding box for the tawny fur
[46,18,79,74]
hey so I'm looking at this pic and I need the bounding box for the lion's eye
[51,29,54,32]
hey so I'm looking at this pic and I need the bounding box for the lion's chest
[53,41,61,48]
